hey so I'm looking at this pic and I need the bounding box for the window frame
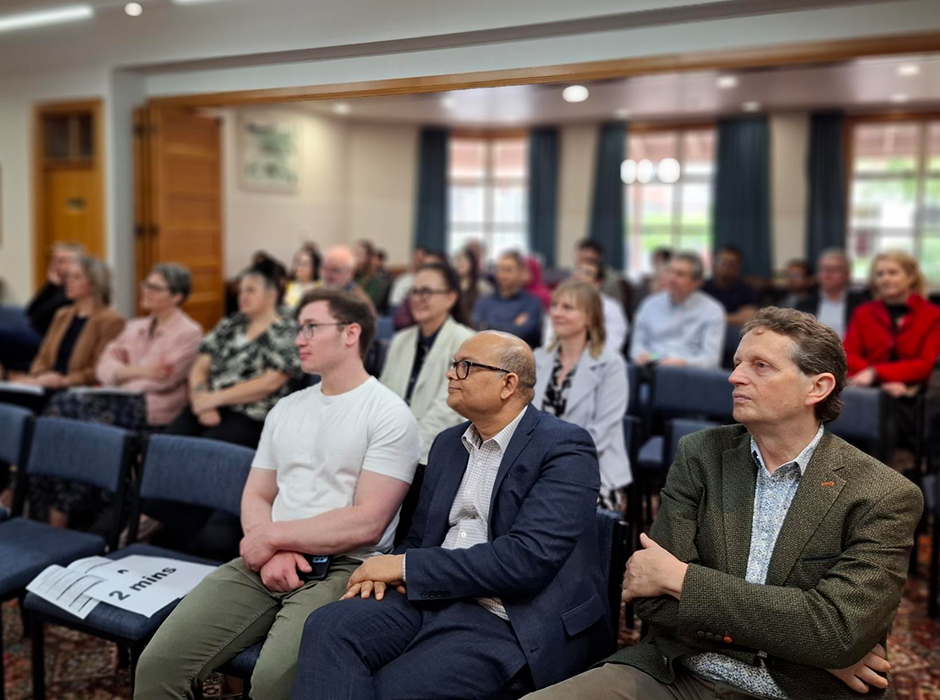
[845,112,940,287]
[447,130,529,261]
[622,121,716,278]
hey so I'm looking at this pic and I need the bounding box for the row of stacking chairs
[0,405,629,699]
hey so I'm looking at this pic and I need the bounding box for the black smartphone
[299,555,332,582]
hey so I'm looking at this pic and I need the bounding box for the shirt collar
[750,424,824,477]
[462,405,528,455]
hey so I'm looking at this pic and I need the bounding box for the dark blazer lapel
[564,350,599,415]
[487,406,538,521]
[424,435,471,545]
[721,435,757,579]
[766,431,846,586]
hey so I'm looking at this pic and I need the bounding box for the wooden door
[136,106,224,331]
[33,100,104,289]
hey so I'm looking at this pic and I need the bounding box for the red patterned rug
[4,538,939,699]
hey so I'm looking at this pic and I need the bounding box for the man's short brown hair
[741,307,847,423]
[296,288,377,360]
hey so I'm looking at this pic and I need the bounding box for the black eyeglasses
[409,287,450,302]
[141,282,169,293]
[450,360,510,380]
[298,322,346,340]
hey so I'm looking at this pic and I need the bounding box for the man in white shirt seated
[135,288,422,700]
[796,248,867,339]
[543,259,629,355]
[630,252,726,369]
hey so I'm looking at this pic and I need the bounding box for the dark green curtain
[806,111,846,264]
[413,127,449,253]
[713,116,771,278]
[527,127,559,268]
[589,123,626,270]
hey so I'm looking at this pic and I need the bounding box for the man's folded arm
[403,430,599,600]
[677,482,923,669]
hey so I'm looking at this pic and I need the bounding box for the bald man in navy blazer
[290,331,610,700]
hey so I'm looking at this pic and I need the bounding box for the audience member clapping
[380,262,474,463]
[533,280,631,510]
[472,250,543,347]
[796,248,867,339]
[165,259,303,448]
[702,245,758,326]
[630,252,726,368]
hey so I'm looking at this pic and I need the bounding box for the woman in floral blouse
[165,259,303,448]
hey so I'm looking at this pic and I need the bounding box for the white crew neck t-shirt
[252,376,421,560]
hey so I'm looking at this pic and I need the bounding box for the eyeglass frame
[297,321,347,340]
[408,287,452,301]
[140,281,170,294]
[450,359,511,380]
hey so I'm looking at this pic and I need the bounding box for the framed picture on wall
[239,114,299,193]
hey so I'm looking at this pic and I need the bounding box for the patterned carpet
[3,538,939,699]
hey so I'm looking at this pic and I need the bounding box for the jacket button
[724,636,733,643]
[697,631,705,637]
[706,632,714,639]
[443,590,451,597]
[420,592,428,599]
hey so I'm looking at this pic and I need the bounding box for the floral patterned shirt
[198,312,303,422]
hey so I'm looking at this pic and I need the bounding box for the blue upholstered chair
[376,315,395,341]
[25,434,255,700]
[0,415,134,700]
[923,473,939,619]
[827,386,885,460]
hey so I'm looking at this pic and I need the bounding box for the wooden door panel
[44,169,103,257]
[137,107,224,329]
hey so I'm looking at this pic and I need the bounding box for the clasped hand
[341,554,406,601]
[621,533,688,602]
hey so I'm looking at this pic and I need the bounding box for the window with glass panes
[848,119,940,285]
[448,136,528,261]
[622,128,716,278]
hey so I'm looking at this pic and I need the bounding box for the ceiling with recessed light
[291,54,940,127]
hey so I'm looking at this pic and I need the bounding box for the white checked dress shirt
[404,406,528,621]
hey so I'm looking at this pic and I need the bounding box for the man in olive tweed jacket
[526,308,923,700]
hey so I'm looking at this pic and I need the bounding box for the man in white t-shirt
[136,288,421,700]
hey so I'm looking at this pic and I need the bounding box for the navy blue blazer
[393,405,610,689]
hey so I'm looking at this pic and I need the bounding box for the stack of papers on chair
[28,555,217,618]
[0,382,45,395]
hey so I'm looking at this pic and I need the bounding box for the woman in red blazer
[844,250,940,451]
[845,250,940,393]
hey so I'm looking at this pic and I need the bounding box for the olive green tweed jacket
[606,425,923,700]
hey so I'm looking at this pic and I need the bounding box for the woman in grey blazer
[380,262,474,462]
[533,279,631,510]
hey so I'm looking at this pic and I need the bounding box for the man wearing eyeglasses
[290,330,608,700]
[136,289,421,700]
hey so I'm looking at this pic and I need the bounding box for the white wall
[220,108,418,277]
[771,112,810,272]
[557,125,598,268]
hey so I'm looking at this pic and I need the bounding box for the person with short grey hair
[630,251,726,369]
[796,248,868,339]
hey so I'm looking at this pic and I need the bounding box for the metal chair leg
[30,613,46,700]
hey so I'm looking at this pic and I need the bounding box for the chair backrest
[376,316,394,341]
[596,507,629,651]
[827,387,883,452]
[0,404,34,468]
[0,305,29,330]
[922,474,937,516]
[665,418,721,467]
[652,365,734,422]
[139,435,255,517]
[25,417,134,494]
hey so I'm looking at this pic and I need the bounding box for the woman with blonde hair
[532,279,631,510]
[845,250,940,456]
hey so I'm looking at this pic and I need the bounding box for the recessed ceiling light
[897,64,920,77]
[0,4,94,33]
[440,96,457,110]
[170,0,229,4]
[742,101,762,112]
[890,93,910,104]
[332,102,351,115]
[125,2,143,16]
[615,108,631,119]
[717,75,739,89]
[562,85,589,103]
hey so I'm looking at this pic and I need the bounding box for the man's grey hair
[483,331,536,402]
[151,263,192,304]
[53,242,85,257]
[77,256,113,306]
[818,247,850,269]
[673,251,704,280]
